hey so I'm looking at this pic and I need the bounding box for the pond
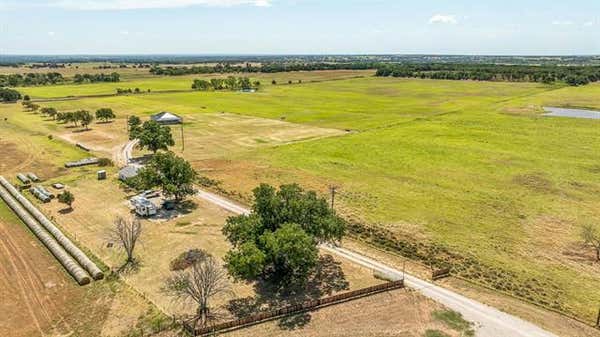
[543,107,600,120]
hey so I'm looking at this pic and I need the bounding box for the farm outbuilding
[151,111,182,125]
[119,165,140,181]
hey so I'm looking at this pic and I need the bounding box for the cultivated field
[3,69,600,333]
[0,194,160,337]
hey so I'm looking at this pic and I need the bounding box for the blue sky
[1,0,599,55]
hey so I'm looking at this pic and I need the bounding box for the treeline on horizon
[0,72,120,87]
[375,63,600,86]
[2,54,600,66]
[149,62,377,76]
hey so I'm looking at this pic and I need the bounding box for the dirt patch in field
[224,289,462,337]
[0,138,67,179]
[164,112,345,162]
[513,173,558,194]
[0,141,31,173]
[57,119,128,157]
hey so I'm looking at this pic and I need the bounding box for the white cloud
[552,20,573,26]
[47,31,56,36]
[428,14,458,25]
[49,0,272,10]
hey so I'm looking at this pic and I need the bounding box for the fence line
[188,279,405,336]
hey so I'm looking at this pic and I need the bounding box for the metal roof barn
[151,111,182,125]
[119,165,141,181]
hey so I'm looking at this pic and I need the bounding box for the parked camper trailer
[130,196,157,217]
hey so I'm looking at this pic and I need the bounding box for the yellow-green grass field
[17,69,374,99]
[4,74,600,324]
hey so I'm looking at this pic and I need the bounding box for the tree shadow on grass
[176,200,198,215]
[115,259,142,275]
[58,207,73,214]
[226,254,349,330]
[72,128,92,133]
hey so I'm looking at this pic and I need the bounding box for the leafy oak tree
[136,120,175,153]
[40,107,57,119]
[136,151,197,202]
[223,184,346,285]
[76,110,94,130]
[95,108,116,123]
[0,88,21,102]
[127,115,142,140]
[58,190,75,210]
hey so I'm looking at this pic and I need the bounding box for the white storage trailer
[17,173,31,185]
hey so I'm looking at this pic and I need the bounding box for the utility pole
[328,185,338,210]
[180,118,185,152]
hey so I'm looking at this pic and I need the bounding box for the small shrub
[97,158,114,167]
[424,330,450,337]
[169,249,210,271]
[197,176,220,188]
[432,310,474,336]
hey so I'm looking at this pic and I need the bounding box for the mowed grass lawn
[6,76,600,321]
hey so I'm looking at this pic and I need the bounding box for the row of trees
[73,72,120,83]
[0,72,119,87]
[116,87,148,95]
[0,72,64,87]
[191,77,259,91]
[375,63,600,86]
[150,62,377,76]
[23,101,116,130]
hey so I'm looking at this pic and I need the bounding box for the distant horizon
[2,53,600,57]
[1,0,599,55]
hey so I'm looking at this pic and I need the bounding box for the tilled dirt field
[0,215,91,337]
[0,207,151,337]
[224,288,463,337]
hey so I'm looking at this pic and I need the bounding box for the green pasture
[4,75,600,321]
[18,70,374,99]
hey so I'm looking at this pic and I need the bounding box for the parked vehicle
[130,195,157,217]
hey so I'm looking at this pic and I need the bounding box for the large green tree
[127,115,142,140]
[75,110,94,130]
[40,107,58,119]
[136,120,175,153]
[223,184,346,285]
[136,151,197,202]
[0,88,22,102]
[96,108,116,122]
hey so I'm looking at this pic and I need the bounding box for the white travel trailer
[130,195,157,217]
